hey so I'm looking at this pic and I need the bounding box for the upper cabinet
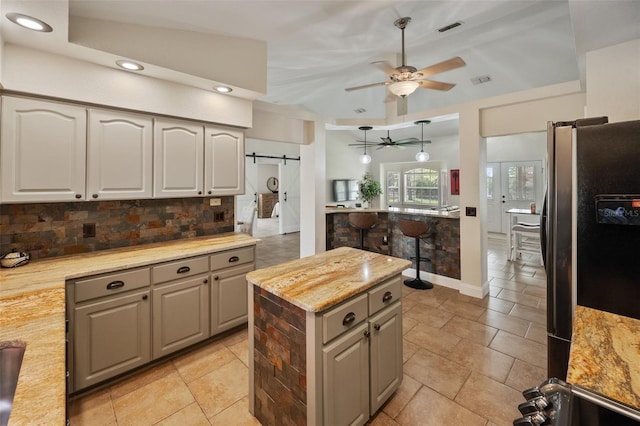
[1,96,246,203]
[154,120,246,198]
[205,126,245,196]
[1,97,87,202]
[87,110,153,200]
[153,119,204,198]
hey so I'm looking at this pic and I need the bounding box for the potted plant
[359,172,382,207]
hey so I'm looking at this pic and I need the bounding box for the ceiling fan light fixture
[416,150,430,162]
[389,80,420,98]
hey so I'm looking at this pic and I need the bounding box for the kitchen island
[0,233,258,425]
[246,247,411,425]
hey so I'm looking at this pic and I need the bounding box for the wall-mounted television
[333,179,359,202]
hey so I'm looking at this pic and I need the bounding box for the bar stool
[510,223,542,265]
[399,218,434,290]
[348,212,378,250]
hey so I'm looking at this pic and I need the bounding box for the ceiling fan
[345,17,466,98]
[349,129,429,150]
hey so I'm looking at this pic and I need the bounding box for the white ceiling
[1,0,639,141]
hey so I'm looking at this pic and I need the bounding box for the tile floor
[69,233,548,425]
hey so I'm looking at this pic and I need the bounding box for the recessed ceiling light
[6,13,53,32]
[214,86,232,94]
[116,60,144,71]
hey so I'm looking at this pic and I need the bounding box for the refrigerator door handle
[540,192,547,268]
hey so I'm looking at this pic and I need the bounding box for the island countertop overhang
[246,246,411,312]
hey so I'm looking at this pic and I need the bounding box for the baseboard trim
[402,267,487,299]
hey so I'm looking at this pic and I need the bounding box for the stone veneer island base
[246,247,411,426]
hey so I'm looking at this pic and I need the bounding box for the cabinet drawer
[210,246,254,270]
[368,276,402,315]
[152,256,209,284]
[74,267,150,303]
[322,294,368,344]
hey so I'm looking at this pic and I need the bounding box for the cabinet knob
[203,279,208,284]
[364,330,370,338]
[214,276,219,281]
[75,194,82,199]
[208,190,212,195]
[342,312,356,326]
[374,323,381,331]
[198,191,202,195]
[142,295,148,300]
[92,194,98,199]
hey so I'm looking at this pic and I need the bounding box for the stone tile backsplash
[0,197,235,259]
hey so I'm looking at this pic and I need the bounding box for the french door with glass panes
[499,161,542,234]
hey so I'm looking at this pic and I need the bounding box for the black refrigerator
[543,117,640,380]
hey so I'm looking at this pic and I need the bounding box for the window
[386,171,400,204]
[404,168,439,206]
[506,164,535,201]
[486,167,494,200]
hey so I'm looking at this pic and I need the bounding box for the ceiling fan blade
[345,81,388,92]
[414,56,466,78]
[418,79,456,91]
[371,61,398,76]
[348,143,368,146]
[393,137,419,144]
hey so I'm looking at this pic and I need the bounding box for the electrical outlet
[214,212,225,222]
[83,223,96,238]
[209,198,221,206]
[465,207,477,217]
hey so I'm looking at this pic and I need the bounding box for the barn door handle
[284,192,288,202]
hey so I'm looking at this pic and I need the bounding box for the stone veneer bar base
[253,286,307,425]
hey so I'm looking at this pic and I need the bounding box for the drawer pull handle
[228,256,240,263]
[106,280,125,290]
[382,291,393,302]
[342,312,356,326]
[177,266,191,274]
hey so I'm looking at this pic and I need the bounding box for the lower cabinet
[67,245,255,394]
[323,322,370,426]
[73,289,151,390]
[153,275,210,359]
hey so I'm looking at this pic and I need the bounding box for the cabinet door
[152,275,210,359]
[204,126,245,196]
[74,289,151,390]
[323,322,370,426]
[1,96,86,202]
[154,119,204,197]
[87,110,153,200]
[211,264,254,335]
[369,301,403,414]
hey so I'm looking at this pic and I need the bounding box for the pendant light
[414,120,431,162]
[359,126,372,164]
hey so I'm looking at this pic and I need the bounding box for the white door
[500,161,542,233]
[486,163,502,233]
[278,162,300,234]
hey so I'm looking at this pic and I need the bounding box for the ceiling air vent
[437,21,463,33]
[353,108,367,114]
[471,75,492,85]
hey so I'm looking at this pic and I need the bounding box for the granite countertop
[567,305,640,410]
[325,206,460,218]
[246,246,411,312]
[0,232,259,425]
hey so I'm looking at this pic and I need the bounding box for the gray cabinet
[70,267,152,391]
[204,126,245,196]
[315,275,403,425]
[68,245,255,393]
[322,322,370,426]
[210,246,255,334]
[152,256,210,359]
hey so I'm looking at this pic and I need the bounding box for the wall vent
[353,108,366,114]
[437,21,463,33]
[471,75,492,85]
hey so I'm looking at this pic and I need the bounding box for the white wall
[2,44,253,128]
[586,39,640,122]
[325,131,368,207]
[487,132,546,163]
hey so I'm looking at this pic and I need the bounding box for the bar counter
[326,207,460,280]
